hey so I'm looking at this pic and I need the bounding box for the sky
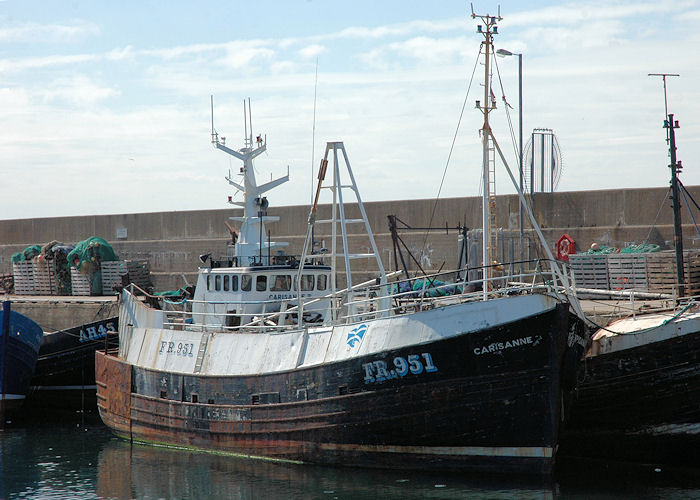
[1,0,699,221]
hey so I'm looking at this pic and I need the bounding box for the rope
[420,46,482,253]
[164,298,188,306]
[678,182,700,241]
[493,55,520,168]
[586,300,696,335]
[644,188,670,243]
[659,300,696,327]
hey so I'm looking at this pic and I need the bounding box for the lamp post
[496,48,524,276]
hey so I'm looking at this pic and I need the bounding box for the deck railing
[125,259,566,333]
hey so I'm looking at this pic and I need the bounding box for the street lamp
[496,48,524,276]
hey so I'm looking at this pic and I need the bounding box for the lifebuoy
[556,234,575,261]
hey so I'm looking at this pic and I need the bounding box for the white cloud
[298,44,326,59]
[106,46,135,61]
[216,43,275,69]
[324,18,465,41]
[1,1,700,221]
[271,60,298,74]
[37,75,119,106]
[0,53,97,72]
[388,36,472,63]
[0,19,99,42]
[506,1,689,27]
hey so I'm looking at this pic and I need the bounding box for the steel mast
[667,113,685,297]
[472,9,500,298]
[649,73,684,297]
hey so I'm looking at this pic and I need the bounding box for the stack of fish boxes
[646,250,700,295]
[32,259,58,295]
[101,260,152,294]
[125,260,152,291]
[70,268,92,296]
[101,261,128,294]
[570,250,700,297]
[12,261,34,295]
[607,254,648,292]
[568,254,609,298]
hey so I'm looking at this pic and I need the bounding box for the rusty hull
[95,304,572,475]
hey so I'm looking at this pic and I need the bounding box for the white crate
[70,268,92,296]
[12,261,35,295]
[101,260,128,294]
[32,259,58,295]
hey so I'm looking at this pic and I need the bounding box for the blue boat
[0,300,43,417]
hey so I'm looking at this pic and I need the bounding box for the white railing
[127,260,565,333]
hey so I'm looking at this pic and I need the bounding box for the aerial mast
[472,6,501,298]
[649,73,684,297]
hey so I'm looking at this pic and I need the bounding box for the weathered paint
[568,318,700,434]
[96,302,572,475]
[121,291,560,378]
[589,309,700,356]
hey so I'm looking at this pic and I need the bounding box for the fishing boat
[0,300,44,417]
[25,316,118,411]
[562,93,700,465]
[96,11,585,475]
[563,306,700,463]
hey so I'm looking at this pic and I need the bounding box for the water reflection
[96,439,555,500]
[2,417,699,500]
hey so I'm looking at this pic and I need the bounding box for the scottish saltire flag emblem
[346,324,368,348]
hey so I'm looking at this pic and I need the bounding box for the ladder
[299,141,389,321]
[486,132,498,271]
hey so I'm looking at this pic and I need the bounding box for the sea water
[1,412,699,500]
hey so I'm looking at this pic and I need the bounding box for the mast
[667,113,685,297]
[210,96,290,265]
[472,9,501,298]
[649,73,684,297]
[464,9,585,320]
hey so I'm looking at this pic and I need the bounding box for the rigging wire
[678,182,700,241]
[493,56,520,172]
[644,188,671,243]
[420,46,482,252]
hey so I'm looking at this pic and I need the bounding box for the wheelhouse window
[256,275,267,292]
[271,275,291,291]
[215,275,221,291]
[300,274,314,291]
[206,275,211,291]
[241,275,252,291]
[223,275,230,291]
[230,275,238,291]
[317,274,327,291]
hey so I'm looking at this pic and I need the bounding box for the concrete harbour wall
[1,186,698,292]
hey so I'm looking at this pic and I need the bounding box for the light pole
[496,48,524,276]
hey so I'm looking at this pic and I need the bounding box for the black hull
[562,328,700,464]
[26,317,118,411]
[98,303,573,475]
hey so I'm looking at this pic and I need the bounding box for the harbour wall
[0,185,697,293]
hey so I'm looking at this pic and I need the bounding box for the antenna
[248,97,253,146]
[311,57,319,205]
[243,99,248,147]
[649,73,679,143]
[649,72,685,296]
[210,95,218,144]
